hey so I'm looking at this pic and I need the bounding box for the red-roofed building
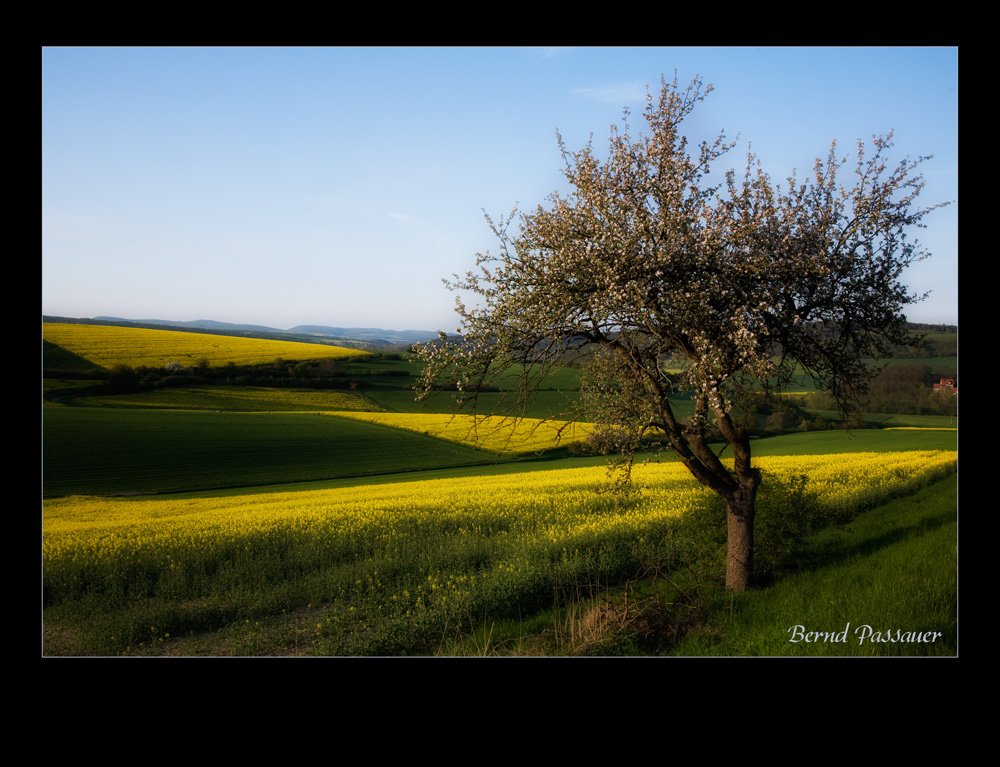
[933,378,957,395]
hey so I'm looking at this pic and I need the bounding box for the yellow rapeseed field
[884,427,957,431]
[44,450,956,593]
[43,322,365,368]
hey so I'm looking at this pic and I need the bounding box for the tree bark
[725,470,761,591]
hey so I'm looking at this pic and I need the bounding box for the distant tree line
[891,334,957,358]
[905,322,957,334]
[809,363,957,416]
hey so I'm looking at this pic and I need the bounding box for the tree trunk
[725,470,761,591]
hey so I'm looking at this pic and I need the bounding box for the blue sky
[42,46,958,331]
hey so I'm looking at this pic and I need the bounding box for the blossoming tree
[418,75,949,591]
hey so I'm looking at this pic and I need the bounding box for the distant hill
[94,317,283,334]
[289,326,441,344]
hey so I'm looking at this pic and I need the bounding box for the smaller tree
[418,74,949,590]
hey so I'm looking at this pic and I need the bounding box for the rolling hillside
[43,322,366,369]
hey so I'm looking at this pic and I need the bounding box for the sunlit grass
[331,411,598,454]
[671,475,957,656]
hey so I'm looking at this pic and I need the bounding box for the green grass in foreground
[431,474,957,657]
[669,474,957,656]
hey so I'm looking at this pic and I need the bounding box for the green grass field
[669,475,957,656]
[70,385,381,412]
[747,427,956,455]
[43,408,507,496]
